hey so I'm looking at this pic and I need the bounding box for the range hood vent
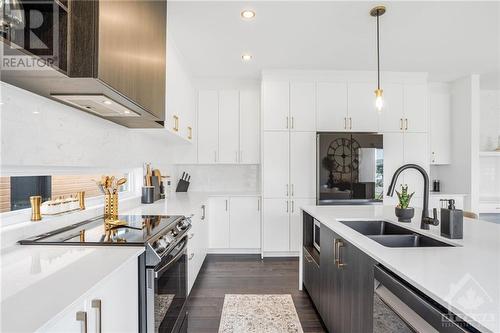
[51,94,140,118]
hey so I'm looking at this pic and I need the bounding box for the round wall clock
[326,138,360,174]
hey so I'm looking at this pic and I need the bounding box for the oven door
[147,236,188,333]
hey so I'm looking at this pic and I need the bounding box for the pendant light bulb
[375,88,384,112]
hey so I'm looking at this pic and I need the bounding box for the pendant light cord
[376,9,381,90]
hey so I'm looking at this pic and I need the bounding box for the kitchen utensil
[176,172,190,192]
[142,186,155,204]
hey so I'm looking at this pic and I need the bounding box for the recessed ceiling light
[241,10,255,20]
[242,54,253,62]
[103,100,113,105]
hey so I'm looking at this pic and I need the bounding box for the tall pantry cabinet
[261,81,316,256]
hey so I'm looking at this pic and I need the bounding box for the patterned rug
[218,294,304,333]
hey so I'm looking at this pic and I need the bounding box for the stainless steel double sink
[339,220,454,248]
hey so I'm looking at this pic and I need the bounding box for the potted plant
[395,185,415,222]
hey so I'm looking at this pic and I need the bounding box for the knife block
[176,178,190,192]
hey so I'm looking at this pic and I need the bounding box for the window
[0,173,130,213]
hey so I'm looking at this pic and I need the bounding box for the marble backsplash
[173,165,260,192]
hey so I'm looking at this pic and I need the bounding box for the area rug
[218,294,304,333]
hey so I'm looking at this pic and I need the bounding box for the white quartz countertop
[1,192,212,333]
[1,245,144,332]
[301,205,500,333]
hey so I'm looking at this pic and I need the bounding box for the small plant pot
[395,207,414,223]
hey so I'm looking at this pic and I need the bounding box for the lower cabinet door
[263,198,290,252]
[38,300,86,333]
[229,196,261,249]
[303,247,320,307]
[86,258,139,333]
[208,197,230,248]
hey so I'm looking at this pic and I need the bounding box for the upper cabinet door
[317,82,348,131]
[262,132,290,198]
[290,81,316,131]
[198,90,219,164]
[262,81,290,131]
[239,90,260,164]
[404,83,428,133]
[218,90,240,163]
[383,133,405,205]
[378,83,404,132]
[348,82,380,132]
[290,132,316,198]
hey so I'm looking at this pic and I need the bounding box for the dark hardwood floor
[186,254,326,333]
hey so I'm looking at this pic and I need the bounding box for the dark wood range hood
[1,0,167,128]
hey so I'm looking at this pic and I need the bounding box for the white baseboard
[207,248,261,254]
[262,251,300,258]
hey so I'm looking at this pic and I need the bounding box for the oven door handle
[154,239,188,279]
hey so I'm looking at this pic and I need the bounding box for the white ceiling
[168,1,500,85]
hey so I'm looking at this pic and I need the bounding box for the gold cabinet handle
[400,118,403,130]
[187,126,192,140]
[76,311,88,333]
[201,205,206,220]
[285,184,289,196]
[405,118,408,130]
[286,200,289,213]
[291,200,294,213]
[173,115,179,132]
[91,300,102,333]
[349,117,353,130]
[335,239,346,268]
[291,116,295,129]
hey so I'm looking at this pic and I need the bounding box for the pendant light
[370,5,386,112]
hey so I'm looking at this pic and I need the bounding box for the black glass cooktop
[19,215,183,246]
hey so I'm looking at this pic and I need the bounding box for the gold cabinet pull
[76,311,88,333]
[285,184,289,196]
[286,200,289,213]
[291,200,294,213]
[201,205,206,220]
[291,116,295,129]
[173,115,179,132]
[400,118,403,130]
[291,184,294,197]
[187,126,192,139]
[335,239,346,268]
[405,118,408,130]
[91,300,102,333]
[349,117,353,130]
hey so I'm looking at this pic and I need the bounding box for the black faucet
[386,164,439,230]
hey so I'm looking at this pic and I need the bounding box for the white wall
[0,82,175,175]
[437,75,480,211]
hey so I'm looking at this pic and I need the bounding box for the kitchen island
[300,205,500,333]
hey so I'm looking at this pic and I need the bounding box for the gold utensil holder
[30,196,42,221]
[104,194,126,226]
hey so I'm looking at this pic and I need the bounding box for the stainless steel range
[19,214,192,333]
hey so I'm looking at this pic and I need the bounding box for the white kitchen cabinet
[208,197,230,248]
[187,203,209,294]
[383,132,429,202]
[218,90,240,163]
[38,300,85,333]
[289,198,315,252]
[348,82,380,132]
[403,133,429,198]
[290,81,316,131]
[198,90,219,163]
[404,83,428,133]
[86,258,138,333]
[229,197,261,249]
[316,82,348,131]
[262,131,290,198]
[239,90,260,164]
[39,258,138,333]
[378,84,404,132]
[429,91,451,164]
[262,81,290,130]
[262,198,290,252]
[383,133,405,205]
[290,132,316,198]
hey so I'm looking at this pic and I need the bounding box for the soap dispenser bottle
[440,199,463,239]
